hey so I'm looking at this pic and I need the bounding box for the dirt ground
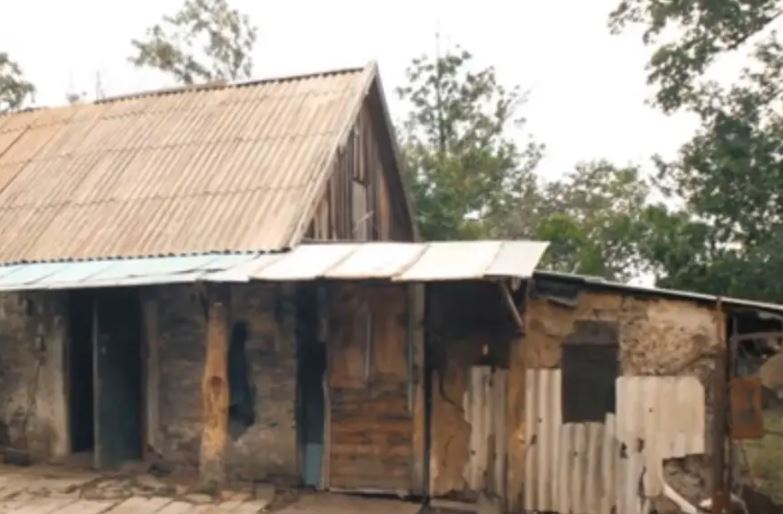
[0,463,427,514]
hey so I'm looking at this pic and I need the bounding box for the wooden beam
[199,286,230,490]
[410,284,427,495]
[711,304,729,514]
[142,293,160,455]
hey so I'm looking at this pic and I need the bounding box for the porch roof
[0,240,549,291]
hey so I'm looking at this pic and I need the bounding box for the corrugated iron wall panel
[523,370,706,514]
[464,366,507,497]
[0,68,370,264]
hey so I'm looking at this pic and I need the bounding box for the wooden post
[506,281,530,514]
[142,294,160,455]
[200,287,230,490]
[711,303,729,514]
[410,284,427,495]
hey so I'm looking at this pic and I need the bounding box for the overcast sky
[0,0,699,178]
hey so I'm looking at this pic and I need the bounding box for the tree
[612,0,783,301]
[130,0,257,85]
[397,48,543,240]
[0,52,34,113]
[533,161,651,282]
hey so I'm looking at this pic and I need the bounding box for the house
[0,63,779,514]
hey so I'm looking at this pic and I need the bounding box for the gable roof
[0,64,391,264]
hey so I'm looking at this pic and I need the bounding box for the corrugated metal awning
[241,241,549,282]
[0,241,549,291]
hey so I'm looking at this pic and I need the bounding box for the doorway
[67,289,144,468]
[68,291,94,455]
[296,285,326,488]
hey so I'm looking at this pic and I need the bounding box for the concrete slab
[275,493,422,514]
[231,499,272,514]
[2,495,80,514]
[57,499,121,514]
[106,497,175,513]
[156,500,199,514]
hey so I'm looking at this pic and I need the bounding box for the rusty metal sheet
[730,376,764,440]
[0,66,372,264]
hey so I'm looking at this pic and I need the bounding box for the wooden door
[326,284,417,493]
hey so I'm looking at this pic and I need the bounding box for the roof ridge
[96,64,367,105]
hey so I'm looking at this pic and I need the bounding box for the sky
[0,0,699,179]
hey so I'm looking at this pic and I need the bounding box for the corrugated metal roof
[245,241,548,282]
[0,65,375,264]
[0,240,548,291]
[523,369,706,514]
[0,253,257,291]
[535,270,783,315]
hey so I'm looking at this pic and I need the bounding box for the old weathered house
[0,63,780,514]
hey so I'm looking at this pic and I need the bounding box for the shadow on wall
[228,321,255,440]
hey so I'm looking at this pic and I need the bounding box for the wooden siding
[326,283,416,493]
[307,99,413,243]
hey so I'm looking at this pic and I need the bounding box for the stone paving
[0,464,425,514]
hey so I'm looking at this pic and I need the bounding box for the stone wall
[511,285,721,511]
[0,291,68,461]
[156,283,298,482]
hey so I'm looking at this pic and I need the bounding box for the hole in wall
[228,321,255,440]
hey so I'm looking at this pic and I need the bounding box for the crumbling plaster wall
[157,283,298,482]
[510,288,721,511]
[0,292,68,462]
[428,282,516,499]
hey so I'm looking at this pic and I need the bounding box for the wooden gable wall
[306,87,415,243]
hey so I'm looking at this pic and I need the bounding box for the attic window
[561,321,619,423]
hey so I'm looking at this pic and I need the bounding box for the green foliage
[613,0,783,301]
[609,0,782,112]
[533,161,650,281]
[397,48,654,281]
[130,0,257,85]
[0,52,34,113]
[397,48,543,240]
[744,409,783,504]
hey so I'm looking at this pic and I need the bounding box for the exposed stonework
[0,291,68,462]
[514,287,721,511]
[226,283,297,483]
[524,289,720,374]
[157,283,298,482]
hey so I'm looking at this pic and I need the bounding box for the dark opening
[68,291,95,453]
[562,321,619,423]
[228,321,255,440]
[94,289,143,466]
[296,284,326,487]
